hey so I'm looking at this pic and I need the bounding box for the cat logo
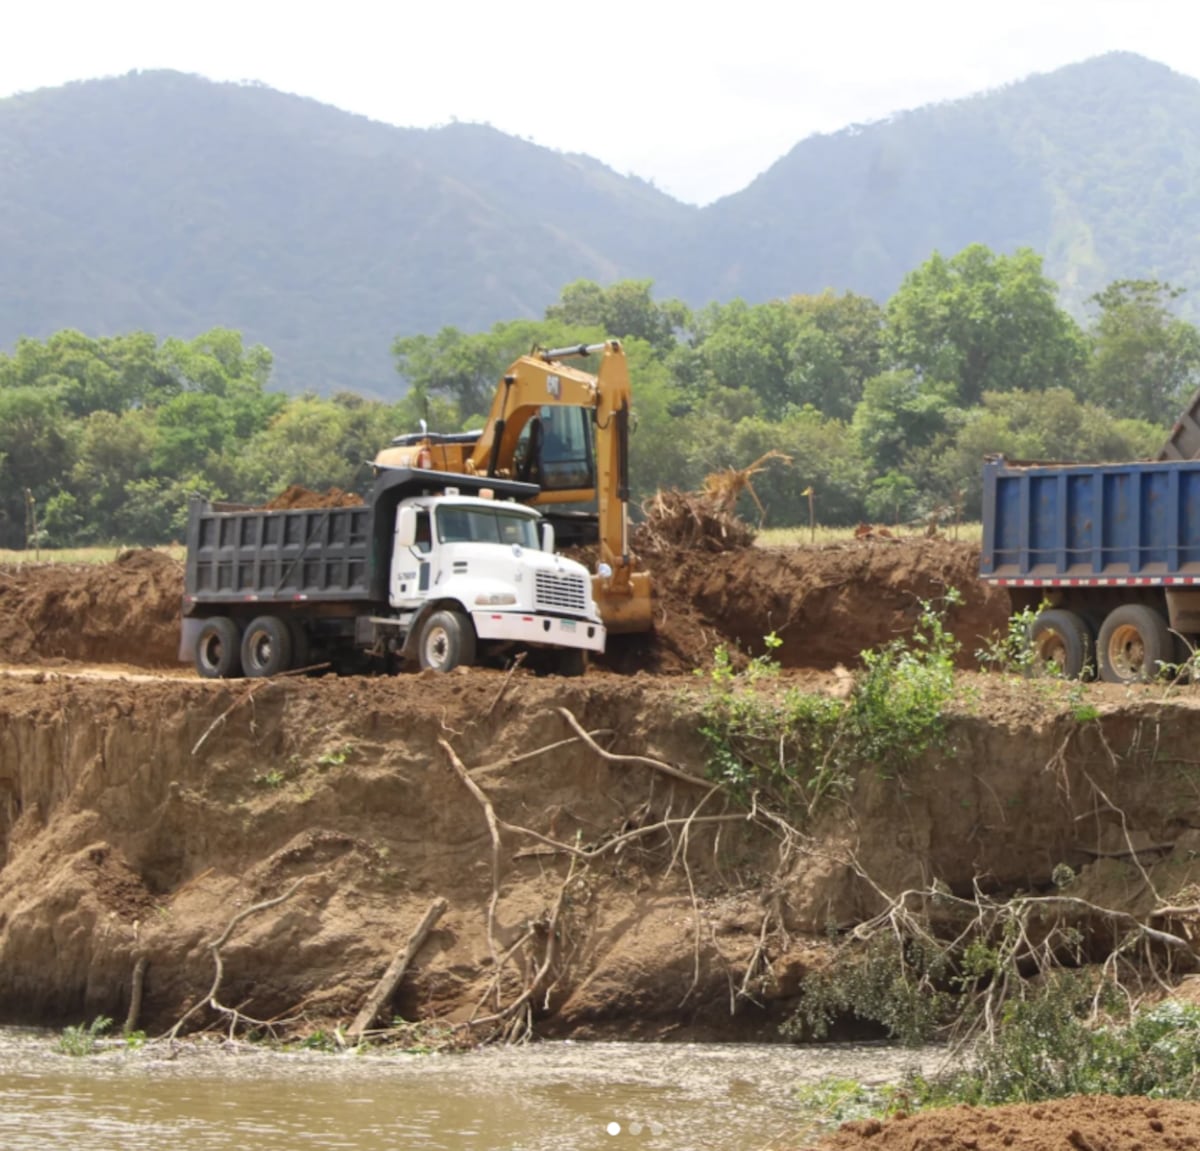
[546,374,561,398]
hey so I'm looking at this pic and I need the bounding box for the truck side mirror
[540,522,555,553]
[396,505,417,548]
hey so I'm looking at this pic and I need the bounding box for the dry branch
[440,738,504,1000]
[347,896,448,1041]
[553,707,713,789]
[191,681,277,756]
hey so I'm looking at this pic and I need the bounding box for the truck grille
[535,570,589,614]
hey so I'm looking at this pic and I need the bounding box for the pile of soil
[0,549,183,666]
[625,534,1009,673]
[0,537,1011,676]
[264,485,364,509]
[819,1096,1200,1151]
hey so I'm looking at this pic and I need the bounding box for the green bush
[56,1015,113,1056]
[697,594,962,813]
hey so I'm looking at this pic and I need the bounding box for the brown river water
[0,1030,938,1150]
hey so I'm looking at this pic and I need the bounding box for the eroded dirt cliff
[3,668,1200,1043]
[3,541,1200,1053]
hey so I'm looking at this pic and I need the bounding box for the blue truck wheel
[1030,610,1092,679]
[1097,605,1172,684]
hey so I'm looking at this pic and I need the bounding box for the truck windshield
[436,506,540,549]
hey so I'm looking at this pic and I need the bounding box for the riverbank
[3,667,1200,1042]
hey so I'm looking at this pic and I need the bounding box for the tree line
[2,243,1197,549]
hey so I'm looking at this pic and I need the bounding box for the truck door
[391,507,433,604]
[414,510,432,592]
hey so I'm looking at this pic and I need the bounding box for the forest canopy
[1,246,1192,549]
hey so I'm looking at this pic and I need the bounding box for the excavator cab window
[518,406,594,491]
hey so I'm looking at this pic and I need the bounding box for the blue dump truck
[980,454,1200,682]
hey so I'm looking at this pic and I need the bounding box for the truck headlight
[475,592,517,605]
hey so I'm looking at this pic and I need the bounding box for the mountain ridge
[2,54,1197,394]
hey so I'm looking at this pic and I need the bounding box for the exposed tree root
[162,874,316,1042]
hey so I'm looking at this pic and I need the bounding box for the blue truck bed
[980,455,1200,586]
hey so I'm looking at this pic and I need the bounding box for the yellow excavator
[374,340,652,634]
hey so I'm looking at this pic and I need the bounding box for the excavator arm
[467,341,648,633]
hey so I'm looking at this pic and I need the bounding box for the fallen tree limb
[347,896,448,1041]
[440,738,503,1000]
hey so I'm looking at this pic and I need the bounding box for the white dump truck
[179,468,605,678]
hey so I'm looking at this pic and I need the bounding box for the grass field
[0,545,186,566]
[0,524,983,566]
[756,522,983,547]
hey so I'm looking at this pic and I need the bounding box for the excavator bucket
[593,571,653,634]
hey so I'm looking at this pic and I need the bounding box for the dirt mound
[819,1095,1200,1151]
[0,549,183,666]
[615,535,1009,674]
[0,537,1010,676]
[265,485,364,509]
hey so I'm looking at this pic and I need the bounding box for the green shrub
[783,935,953,1046]
[697,594,962,813]
[56,1015,113,1056]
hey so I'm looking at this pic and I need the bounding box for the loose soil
[819,1096,1200,1151]
[0,533,1008,674]
[4,533,1200,1146]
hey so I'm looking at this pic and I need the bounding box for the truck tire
[241,615,293,678]
[1097,604,1172,684]
[1030,609,1092,679]
[556,648,587,677]
[195,617,243,679]
[418,610,476,672]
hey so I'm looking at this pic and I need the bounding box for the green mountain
[673,52,1200,315]
[0,70,690,395]
[3,53,1200,394]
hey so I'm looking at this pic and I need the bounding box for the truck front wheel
[195,617,243,679]
[1030,609,1092,679]
[241,615,293,678]
[556,648,587,677]
[418,610,477,672]
[1097,604,1172,684]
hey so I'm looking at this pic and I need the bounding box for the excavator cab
[515,407,595,492]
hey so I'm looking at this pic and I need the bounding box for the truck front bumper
[471,611,606,653]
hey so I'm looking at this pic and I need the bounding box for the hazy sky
[4,0,1199,204]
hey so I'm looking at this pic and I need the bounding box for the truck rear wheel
[241,615,293,678]
[195,617,243,679]
[1030,609,1092,679]
[418,610,476,672]
[1097,605,1172,683]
